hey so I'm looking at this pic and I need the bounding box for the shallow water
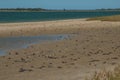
[0,34,68,56]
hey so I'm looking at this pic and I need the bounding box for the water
[0,11,120,23]
[0,34,68,56]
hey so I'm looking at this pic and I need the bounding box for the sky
[0,0,120,9]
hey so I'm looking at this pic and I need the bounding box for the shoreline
[0,18,87,24]
[0,18,88,37]
[0,18,120,37]
[0,19,120,80]
[0,9,120,12]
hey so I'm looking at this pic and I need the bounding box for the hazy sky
[0,0,120,9]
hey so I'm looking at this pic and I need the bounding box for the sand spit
[0,19,120,80]
[0,18,120,37]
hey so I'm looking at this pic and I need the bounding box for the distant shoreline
[0,8,120,12]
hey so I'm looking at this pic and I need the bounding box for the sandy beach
[0,19,120,80]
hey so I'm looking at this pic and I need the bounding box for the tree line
[0,8,120,12]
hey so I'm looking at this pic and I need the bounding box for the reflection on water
[0,34,69,56]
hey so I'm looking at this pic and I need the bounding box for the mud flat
[0,19,120,80]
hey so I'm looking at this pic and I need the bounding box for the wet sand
[0,19,120,80]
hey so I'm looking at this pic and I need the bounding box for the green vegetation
[87,15,120,21]
[0,8,46,12]
[0,8,120,12]
[90,66,120,80]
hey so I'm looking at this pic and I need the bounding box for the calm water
[0,35,68,56]
[0,11,120,23]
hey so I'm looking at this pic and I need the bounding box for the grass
[89,66,120,80]
[87,15,120,21]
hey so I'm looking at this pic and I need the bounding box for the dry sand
[0,19,120,80]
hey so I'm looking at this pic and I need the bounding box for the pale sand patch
[0,19,120,80]
[0,18,120,37]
